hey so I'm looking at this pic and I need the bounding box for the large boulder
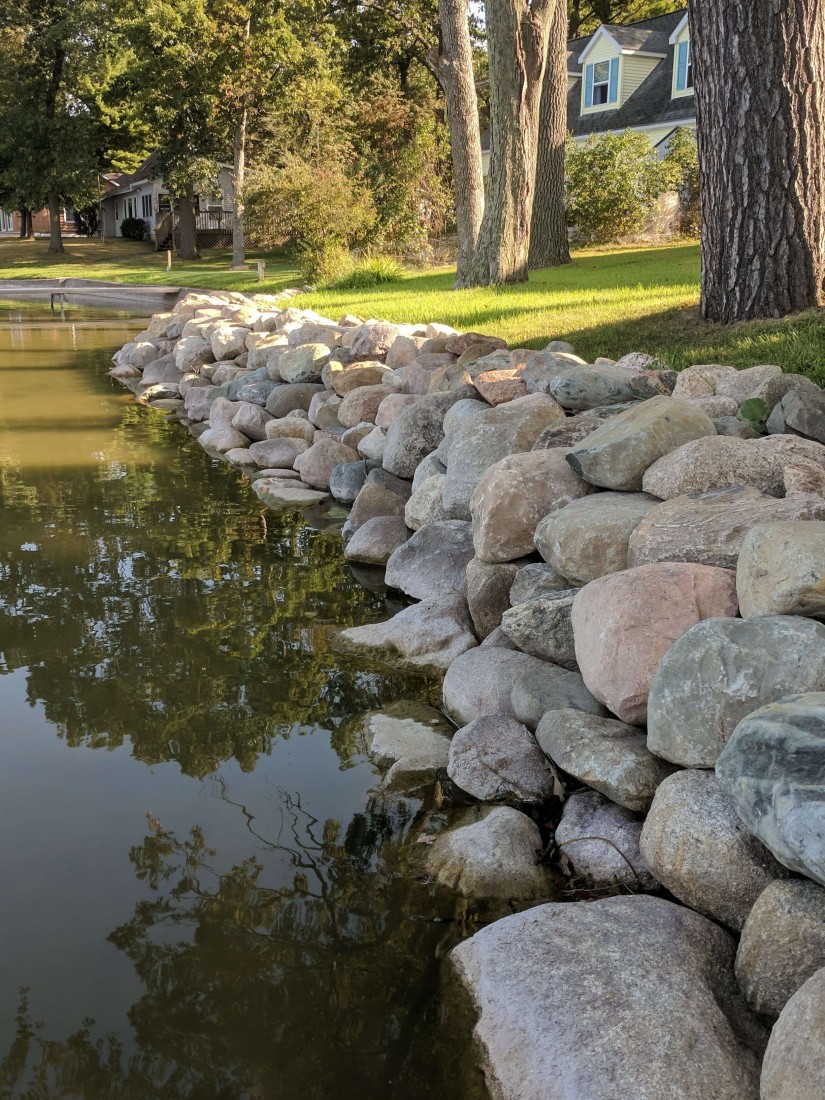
[211,324,249,361]
[546,364,639,410]
[736,880,825,1018]
[508,562,572,603]
[443,394,566,520]
[760,968,825,1100]
[346,483,406,533]
[230,402,272,442]
[768,387,825,444]
[648,617,825,767]
[198,426,249,453]
[265,382,324,417]
[266,417,316,445]
[470,449,592,563]
[362,700,454,790]
[641,770,789,930]
[348,321,399,361]
[628,486,825,569]
[534,492,658,586]
[336,593,477,672]
[565,396,716,491]
[294,436,360,490]
[736,521,825,619]
[536,709,674,812]
[465,559,520,639]
[248,437,310,469]
[343,515,409,565]
[426,807,550,899]
[571,562,738,725]
[277,343,331,384]
[404,473,449,531]
[510,664,607,729]
[448,894,766,1100]
[384,519,474,599]
[447,715,555,804]
[500,596,577,670]
[175,335,214,373]
[337,384,394,428]
[382,391,464,478]
[331,363,388,395]
[443,647,550,726]
[328,459,368,503]
[554,791,657,890]
[716,692,825,887]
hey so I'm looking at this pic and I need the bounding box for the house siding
[621,55,660,103]
[580,35,621,115]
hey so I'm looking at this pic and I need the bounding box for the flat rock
[537,709,675,812]
[443,647,551,726]
[466,559,520,639]
[640,770,789,930]
[336,593,477,672]
[343,516,409,565]
[628,486,825,569]
[648,617,825,767]
[501,596,577,670]
[716,692,825,886]
[448,894,766,1100]
[555,791,657,890]
[384,519,474,599]
[511,664,608,729]
[470,449,592,564]
[248,437,309,469]
[736,521,825,619]
[547,364,639,410]
[447,716,555,804]
[760,968,825,1100]
[252,478,329,508]
[426,807,549,899]
[566,396,716,491]
[362,701,454,790]
[572,562,739,725]
[535,492,658,586]
[736,880,825,1017]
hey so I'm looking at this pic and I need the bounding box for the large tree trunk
[18,209,33,239]
[436,0,485,288]
[689,0,825,322]
[47,191,64,254]
[529,0,571,269]
[177,183,200,260]
[468,0,558,286]
[231,14,250,271]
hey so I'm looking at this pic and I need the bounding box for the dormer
[669,13,693,97]
[578,24,667,114]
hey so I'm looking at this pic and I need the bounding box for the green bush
[329,255,404,289]
[662,128,700,237]
[566,131,668,244]
[119,217,148,241]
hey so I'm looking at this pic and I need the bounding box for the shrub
[662,127,700,237]
[329,255,404,289]
[566,131,668,244]
[119,217,148,241]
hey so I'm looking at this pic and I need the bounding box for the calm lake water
[0,301,479,1099]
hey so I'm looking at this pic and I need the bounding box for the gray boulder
[252,478,329,508]
[640,770,789,930]
[447,715,555,804]
[716,692,825,887]
[769,387,825,444]
[508,563,572,604]
[426,807,550,899]
[336,593,477,672]
[555,791,657,890]
[760,968,825,1100]
[384,519,474,599]
[500,596,577,670]
[294,436,360,490]
[647,617,825,767]
[511,664,608,729]
[343,516,409,566]
[466,558,520,639]
[443,647,550,726]
[566,396,716,491]
[535,492,658,586]
[265,382,324,417]
[448,894,766,1100]
[363,700,454,790]
[736,880,825,1017]
[328,460,368,503]
[248,437,309,469]
[547,364,639,410]
[277,343,330,383]
[736,521,825,619]
[537,709,675,812]
[383,391,465,478]
[404,473,449,530]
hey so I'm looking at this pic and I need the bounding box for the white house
[101,151,236,249]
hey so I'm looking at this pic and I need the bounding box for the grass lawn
[2,236,824,383]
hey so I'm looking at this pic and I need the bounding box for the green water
[0,301,474,1099]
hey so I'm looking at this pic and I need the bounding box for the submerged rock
[337,593,477,672]
[362,701,454,790]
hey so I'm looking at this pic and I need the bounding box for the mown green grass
[3,236,824,383]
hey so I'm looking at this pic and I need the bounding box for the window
[585,57,619,108]
[676,40,693,91]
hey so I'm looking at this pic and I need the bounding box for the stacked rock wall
[112,289,825,1100]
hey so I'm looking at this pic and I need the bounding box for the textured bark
[689,0,825,322]
[18,209,33,239]
[46,191,63,254]
[177,183,200,260]
[231,100,248,270]
[436,0,485,287]
[468,0,558,285]
[44,45,65,254]
[529,0,571,269]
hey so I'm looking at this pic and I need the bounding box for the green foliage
[245,154,376,283]
[329,254,404,290]
[568,0,684,37]
[662,128,700,237]
[566,130,669,244]
[118,215,147,241]
[738,397,771,434]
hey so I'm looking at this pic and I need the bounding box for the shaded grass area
[2,237,824,383]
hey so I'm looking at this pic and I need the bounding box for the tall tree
[468,0,560,285]
[568,0,681,38]
[688,0,825,322]
[529,0,571,269]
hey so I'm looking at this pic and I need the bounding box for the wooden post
[166,250,172,271]
[256,259,265,282]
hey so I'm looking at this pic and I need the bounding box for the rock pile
[112,289,825,1099]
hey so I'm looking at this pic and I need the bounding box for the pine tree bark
[177,183,200,260]
[435,0,485,288]
[689,0,825,322]
[47,191,64,254]
[468,0,558,286]
[529,0,571,269]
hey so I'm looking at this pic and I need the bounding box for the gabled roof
[668,12,690,43]
[103,151,160,195]
[578,22,669,64]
